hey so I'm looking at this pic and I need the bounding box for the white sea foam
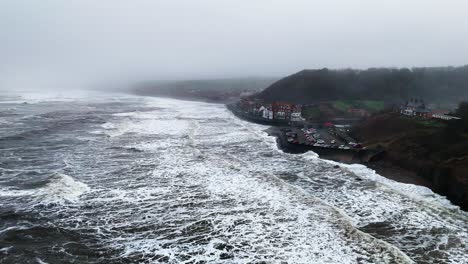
[35,257,49,264]
[101,110,190,137]
[99,99,411,263]
[0,90,116,104]
[234,108,459,211]
[80,97,468,262]
[0,246,13,254]
[0,187,35,198]
[37,173,90,204]
[218,109,468,262]
[338,163,458,210]
[4,95,466,263]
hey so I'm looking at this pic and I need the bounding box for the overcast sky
[1,0,468,89]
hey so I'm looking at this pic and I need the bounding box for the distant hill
[257,66,468,105]
[133,77,277,103]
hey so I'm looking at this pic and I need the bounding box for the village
[229,97,461,152]
[230,98,364,151]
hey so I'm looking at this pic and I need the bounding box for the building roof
[431,109,450,115]
[415,108,431,113]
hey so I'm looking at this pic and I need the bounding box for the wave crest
[38,173,90,204]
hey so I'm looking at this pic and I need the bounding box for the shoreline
[150,96,440,194]
[226,102,432,189]
[266,126,433,189]
[130,93,463,210]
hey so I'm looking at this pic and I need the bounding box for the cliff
[351,113,468,210]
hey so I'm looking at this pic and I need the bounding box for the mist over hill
[133,77,277,103]
[258,66,468,105]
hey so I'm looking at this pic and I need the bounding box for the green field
[332,101,352,112]
[361,100,385,111]
[332,100,384,112]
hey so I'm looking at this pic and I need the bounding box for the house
[415,109,431,118]
[290,104,305,122]
[291,112,305,122]
[259,105,274,119]
[272,102,293,120]
[400,98,431,118]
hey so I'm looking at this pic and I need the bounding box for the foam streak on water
[1,94,467,263]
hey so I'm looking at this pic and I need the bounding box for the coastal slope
[351,113,468,210]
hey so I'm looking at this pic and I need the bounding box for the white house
[291,112,305,122]
[402,109,414,116]
[259,106,273,119]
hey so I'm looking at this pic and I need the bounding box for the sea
[1,90,467,264]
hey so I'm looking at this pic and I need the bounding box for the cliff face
[351,113,468,210]
[257,67,468,104]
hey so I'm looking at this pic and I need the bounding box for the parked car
[330,140,336,144]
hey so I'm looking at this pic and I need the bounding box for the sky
[1,0,468,90]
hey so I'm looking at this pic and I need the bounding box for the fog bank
[1,0,468,91]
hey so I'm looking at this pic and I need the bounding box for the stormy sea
[1,91,467,264]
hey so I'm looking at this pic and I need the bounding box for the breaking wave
[0,173,90,204]
[1,94,467,263]
[37,173,90,204]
